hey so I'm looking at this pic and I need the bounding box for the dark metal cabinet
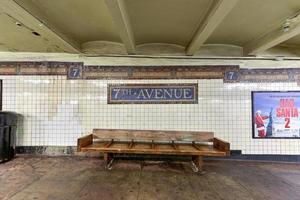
[0,112,18,163]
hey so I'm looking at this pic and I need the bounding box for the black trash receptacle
[0,112,18,163]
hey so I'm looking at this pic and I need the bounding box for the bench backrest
[93,129,214,142]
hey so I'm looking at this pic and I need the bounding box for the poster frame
[252,91,300,139]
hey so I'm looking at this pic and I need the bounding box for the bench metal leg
[191,156,203,173]
[104,153,114,170]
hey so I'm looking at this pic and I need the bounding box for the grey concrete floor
[1,156,300,200]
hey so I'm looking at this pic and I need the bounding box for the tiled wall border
[239,68,300,83]
[81,65,239,80]
[15,146,300,162]
[0,62,82,75]
[0,62,238,80]
[1,61,300,83]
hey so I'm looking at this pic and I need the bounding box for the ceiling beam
[186,0,239,56]
[105,0,136,54]
[244,22,300,56]
[0,0,81,53]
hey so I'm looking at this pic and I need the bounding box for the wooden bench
[77,129,230,172]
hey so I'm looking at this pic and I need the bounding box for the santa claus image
[255,110,269,137]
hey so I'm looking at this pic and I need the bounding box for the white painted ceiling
[1,0,300,57]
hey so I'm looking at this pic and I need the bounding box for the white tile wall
[1,75,300,155]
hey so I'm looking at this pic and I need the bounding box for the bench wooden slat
[80,142,227,156]
[213,138,230,156]
[192,141,202,151]
[151,140,155,149]
[77,134,93,152]
[104,139,114,148]
[171,140,179,150]
[93,129,214,142]
[128,139,134,149]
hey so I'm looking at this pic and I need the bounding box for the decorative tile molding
[0,62,239,80]
[239,68,300,83]
[16,146,76,155]
[82,65,239,80]
[1,61,300,84]
[0,62,82,76]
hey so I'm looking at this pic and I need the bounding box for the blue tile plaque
[108,84,198,104]
[67,65,82,79]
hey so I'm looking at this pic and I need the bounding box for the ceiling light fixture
[282,22,290,32]
[38,21,44,27]
[15,21,22,26]
[282,12,300,32]
[32,31,41,36]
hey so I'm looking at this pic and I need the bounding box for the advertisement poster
[252,91,300,138]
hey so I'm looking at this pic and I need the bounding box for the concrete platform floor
[1,156,300,200]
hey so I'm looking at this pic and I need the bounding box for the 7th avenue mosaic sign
[108,84,198,104]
